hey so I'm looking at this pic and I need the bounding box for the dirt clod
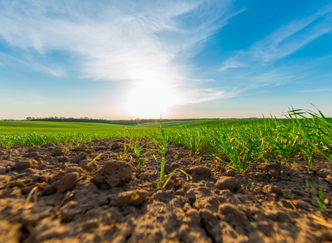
[13,160,32,170]
[69,152,87,163]
[91,160,132,189]
[51,148,65,156]
[215,176,239,192]
[111,190,148,206]
[57,172,79,193]
[111,142,121,150]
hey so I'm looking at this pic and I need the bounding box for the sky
[0,0,332,119]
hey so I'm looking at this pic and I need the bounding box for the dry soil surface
[1,138,332,243]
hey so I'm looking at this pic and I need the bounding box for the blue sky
[0,0,331,119]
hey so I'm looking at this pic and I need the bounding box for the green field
[0,121,129,133]
[1,107,332,173]
[0,121,133,148]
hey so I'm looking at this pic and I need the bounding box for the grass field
[1,107,332,173]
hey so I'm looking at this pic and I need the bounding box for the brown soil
[1,138,332,243]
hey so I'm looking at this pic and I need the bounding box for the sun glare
[125,80,181,119]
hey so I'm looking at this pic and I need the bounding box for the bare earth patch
[0,138,332,243]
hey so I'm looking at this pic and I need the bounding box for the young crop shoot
[141,116,168,188]
[211,129,262,173]
[307,179,330,214]
[85,153,103,167]
[131,137,153,170]
[162,168,191,188]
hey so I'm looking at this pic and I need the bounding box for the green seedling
[162,168,191,188]
[133,142,153,159]
[151,155,160,184]
[299,139,314,170]
[140,117,168,188]
[112,152,122,161]
[123,141,130,156]
[125,127,135,149]
[131,139,153,170]
[211,129,261,173]
[86,153,102,167]
[137,159,144,169]
[307,179,330,214]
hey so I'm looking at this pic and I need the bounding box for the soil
[1,138,332,243]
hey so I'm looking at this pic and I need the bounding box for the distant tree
[26,116,32,121]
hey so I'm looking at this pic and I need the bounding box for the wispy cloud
[218,4,332,92]
[0,52,65,77]
[250,4,332,62]
[219,59,247,71]
[0,0,242,111]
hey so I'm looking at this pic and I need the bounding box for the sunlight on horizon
[125,79,183,119]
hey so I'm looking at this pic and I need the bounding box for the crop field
[1,107,332,242]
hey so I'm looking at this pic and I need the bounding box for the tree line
[25,116,204,125]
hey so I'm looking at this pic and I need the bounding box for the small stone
[70,153,87,163]
[215,176,239,192]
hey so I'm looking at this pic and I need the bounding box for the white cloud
[0,0,241,116]
[250,4,332,62]
[217,4,332,93]
[219,59,247,71]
